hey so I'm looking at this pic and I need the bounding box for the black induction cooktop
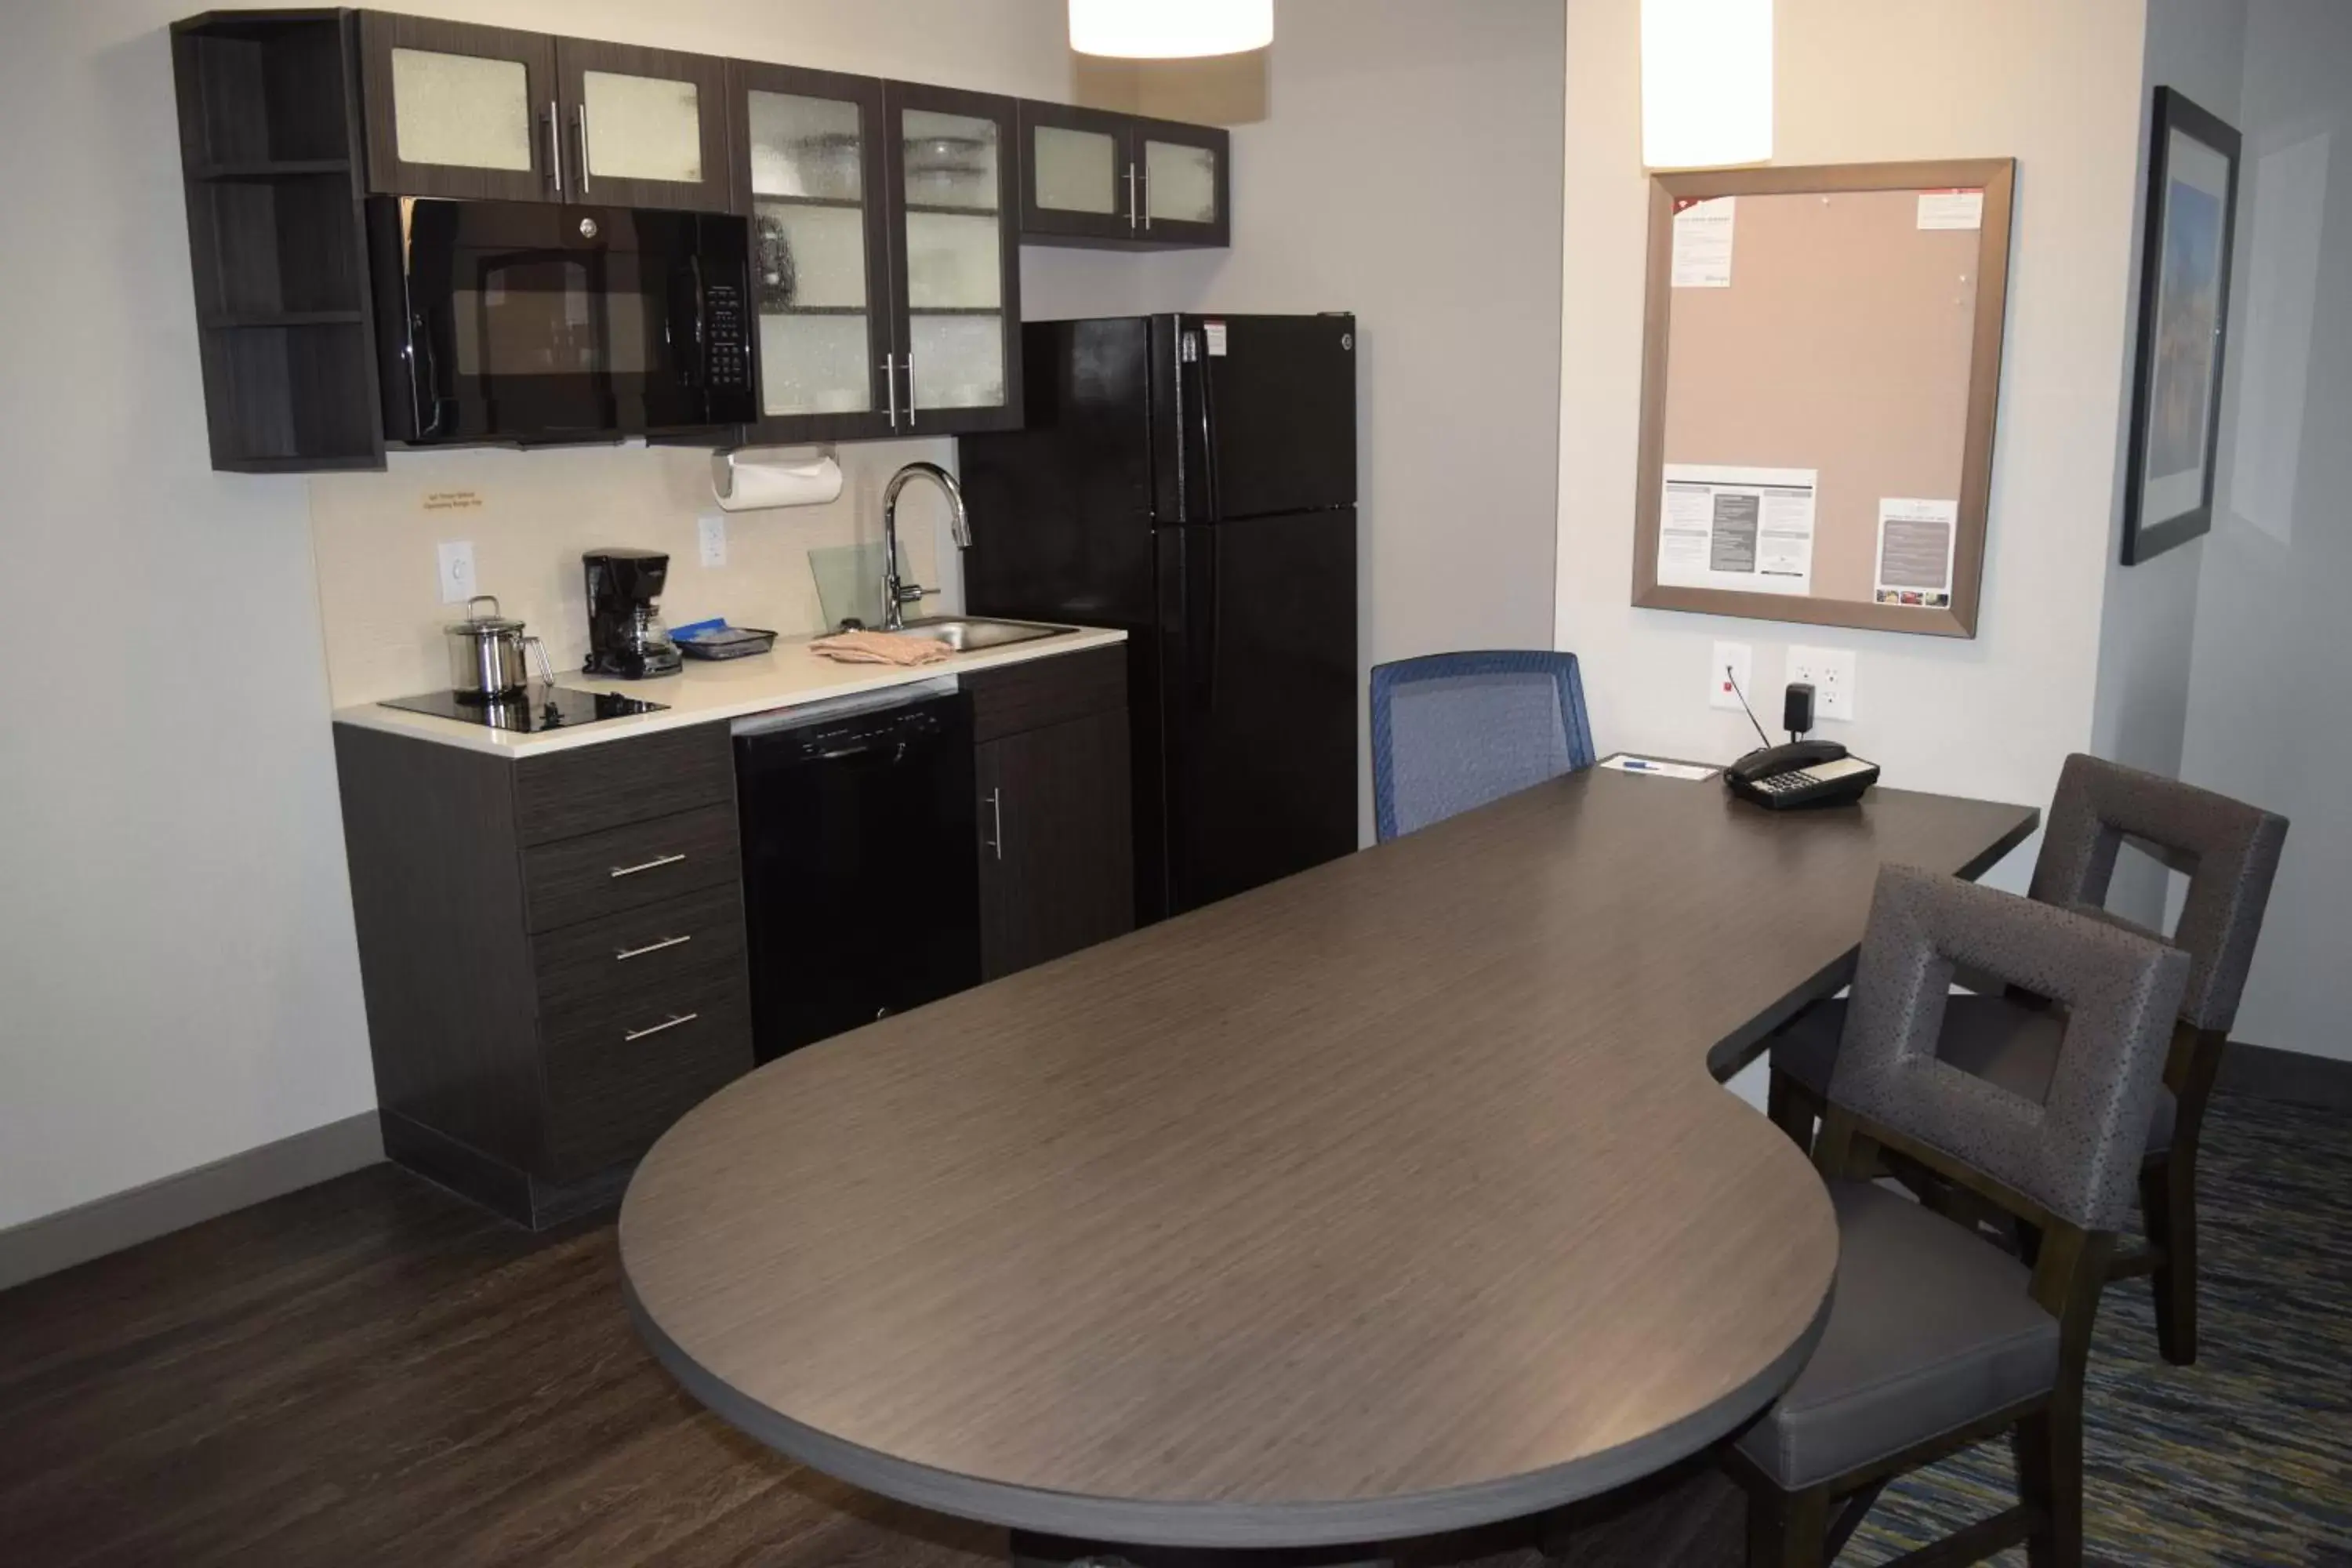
[378,685,668,734]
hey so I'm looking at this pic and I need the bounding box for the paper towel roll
[712,447,844,511]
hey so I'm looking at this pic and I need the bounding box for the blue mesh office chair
[1370,652,1596,842]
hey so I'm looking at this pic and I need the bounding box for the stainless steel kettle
[445,595,553,702]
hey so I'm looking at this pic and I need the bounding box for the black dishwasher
[735,688,980,1062]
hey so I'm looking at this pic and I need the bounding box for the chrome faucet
[878,461,974,632]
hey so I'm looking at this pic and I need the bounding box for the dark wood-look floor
[0,1164,1745,1568]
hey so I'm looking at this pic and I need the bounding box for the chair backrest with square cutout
[1831,866,2190,1232]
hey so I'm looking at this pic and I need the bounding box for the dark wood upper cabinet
[1016,102,1230,250]
[730,60,895,445]
[1018,100,1140,244]
[358,12,560,203]
[554,37,733,213]
[883,80,1025,436]
[1132,115,1230,248]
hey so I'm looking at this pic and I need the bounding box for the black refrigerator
[961,314,1359,925]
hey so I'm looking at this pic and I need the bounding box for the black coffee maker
[583,549,683,679]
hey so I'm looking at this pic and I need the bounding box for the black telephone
[1726,739,1881,809]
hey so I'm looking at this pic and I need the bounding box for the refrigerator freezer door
[1161,314,1358,524]
[1155,508,1359,914]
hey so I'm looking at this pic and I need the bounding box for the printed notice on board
[1671,196,1736,287]
[1658,464,1816,596]
[1874,497,1959,607]
[1916,188,1985,230]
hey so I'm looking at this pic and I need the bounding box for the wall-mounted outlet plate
[436,540,477,605]
[1786,644,1857,721]
[698,513,727,568]
[1709,641,1755,713]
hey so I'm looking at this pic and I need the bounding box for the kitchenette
[169,9,1361,1226]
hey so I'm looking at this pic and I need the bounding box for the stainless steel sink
[891,616,1077,652]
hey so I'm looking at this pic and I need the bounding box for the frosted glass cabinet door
[887,82,1022,434]
[555,38,730,212]
[1138,120,1229,245]
[361,14,557,202]
[1017,101,1135,243]
[731,60,892,438]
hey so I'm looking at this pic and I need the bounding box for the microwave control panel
[705,281,747,390]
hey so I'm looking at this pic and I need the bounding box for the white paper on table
[1873,497,1959,608]
[1671,196,1736,287]
[1916,188,1985,230]
[1657,463,1817,596]
[1599,754,1716,781]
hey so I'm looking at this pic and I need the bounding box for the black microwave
[367,198,753,445]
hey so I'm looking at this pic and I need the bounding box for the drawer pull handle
[609,853,687,879]
[623,1012,700,1043]
[615,934,693,961]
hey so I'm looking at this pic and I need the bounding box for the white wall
[2175,0,2352,1061]
[1555,0,2151,893]
[0,0,1132,1233]
[1139,0,1569,836]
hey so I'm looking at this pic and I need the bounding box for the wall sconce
[1069,0,1274,60]
[1641,0,1774,169]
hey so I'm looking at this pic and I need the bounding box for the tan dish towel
[808,629,953,667]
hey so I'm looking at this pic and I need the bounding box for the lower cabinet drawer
[532,882,746,1022]
[522,803,739,933]
[541,975,752,1181]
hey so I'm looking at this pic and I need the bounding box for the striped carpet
[1846,1091,2352,1566]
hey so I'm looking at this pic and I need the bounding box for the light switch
[1786,644,1857,721]
[698,513,727,568]
[436,540,477,605]
[1709,641,1755,713]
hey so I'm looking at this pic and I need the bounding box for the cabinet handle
[1140,164,1151,230]
[608,852,686,879]
[546,101,563,196]
[903,352,916,427]
[984,787,1003,861]
[1126,162,1138,230]
[884,354,898,429]
[615,934,692,961]
[575,103,591,195]
[623,1012,699,1043]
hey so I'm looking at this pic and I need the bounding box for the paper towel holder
[712,444,843,511]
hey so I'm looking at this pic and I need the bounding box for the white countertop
[332,624,1130,759]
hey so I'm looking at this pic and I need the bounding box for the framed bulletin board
[1631,159,2016,637]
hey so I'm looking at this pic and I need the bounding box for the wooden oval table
[622,767,2036,1559]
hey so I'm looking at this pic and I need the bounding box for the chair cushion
[1734,1181,2060,1490]
[1769,995,2179,1154]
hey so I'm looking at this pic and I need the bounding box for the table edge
[622,1272,1834,1549]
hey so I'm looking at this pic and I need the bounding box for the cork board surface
[1661,189,1981,604]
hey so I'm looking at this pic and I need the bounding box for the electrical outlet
[1786,644,1857,721]
[698,513,727,568]
[436,540,477,605]
[1709,641,1755,713]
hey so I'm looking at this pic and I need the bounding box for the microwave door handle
[410,311,445,440]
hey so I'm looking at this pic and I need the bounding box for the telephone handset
[1726,739,1880,808]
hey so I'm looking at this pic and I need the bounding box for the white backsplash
[307,437,965,706]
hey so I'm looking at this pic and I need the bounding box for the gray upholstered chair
[1766,753,2286,1364]
[1729,865,2190,1568]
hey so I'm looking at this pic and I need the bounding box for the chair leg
[2142,1151,2199,1366]
[1744,1482,1829,1568]
[2015,1403,2082,1568]
[1765,1069,1816,1153]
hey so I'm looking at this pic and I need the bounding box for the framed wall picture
[2122,87,2241,565]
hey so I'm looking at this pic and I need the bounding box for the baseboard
[0,1112,383,1293]
[2219,1041,2352,1112]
